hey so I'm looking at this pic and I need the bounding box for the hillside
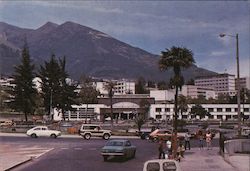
[0,21,217,81]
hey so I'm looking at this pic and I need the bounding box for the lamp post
[219,33,241,136]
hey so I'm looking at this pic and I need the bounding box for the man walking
[184,132,191,150]
[158,138,166,159]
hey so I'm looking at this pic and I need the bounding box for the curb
[4,157,32,171]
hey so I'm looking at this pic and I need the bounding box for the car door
[124,141,133,158]
[40,127,48,136]
[91,126,101,137]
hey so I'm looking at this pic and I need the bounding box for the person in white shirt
[184,132,191,150]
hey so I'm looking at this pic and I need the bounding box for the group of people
[158,130,213,161]
[197,130,213,150]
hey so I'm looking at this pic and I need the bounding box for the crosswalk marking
[0,144,54,159]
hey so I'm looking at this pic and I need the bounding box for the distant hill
[0,21,217,81]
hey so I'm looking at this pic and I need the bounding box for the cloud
[210,51,227,57]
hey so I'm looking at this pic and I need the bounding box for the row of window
[155,108,250,113]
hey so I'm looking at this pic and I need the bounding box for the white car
[26,126,61,138]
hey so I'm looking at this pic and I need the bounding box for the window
[217,108,222,112]
[156,108,162,112]
[165,108,170,112]
[244,108,249,112]
[226,108,231,112]
[156,115,162,119]
[208,108,214,112]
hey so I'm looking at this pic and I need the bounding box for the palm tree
[159,46,195,158]
[104,81,116,129]
[178,95,188,118]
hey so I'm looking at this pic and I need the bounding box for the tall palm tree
[159,46,195,157]
[178,95,188,118]
[104,81,116,129]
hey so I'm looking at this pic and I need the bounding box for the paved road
[1,135,221,171]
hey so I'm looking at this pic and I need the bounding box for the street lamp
[219,33,241,136]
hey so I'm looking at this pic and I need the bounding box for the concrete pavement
[179,147,247,171]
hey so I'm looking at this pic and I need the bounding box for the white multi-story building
[0,77,15,88]
[236,77,250,90]
[150,90,175,102]
[195,74,236,96]
[180,85,216,99]
[149,86,216,102]
[94,79,135,95]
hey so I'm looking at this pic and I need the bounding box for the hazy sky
[0,1,249,77]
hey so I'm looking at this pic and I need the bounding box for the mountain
[0,21,216,81]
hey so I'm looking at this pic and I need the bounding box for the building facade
[94,79,136,95]
[195,74,236,96]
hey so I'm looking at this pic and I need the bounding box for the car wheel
[103,133,110,140]
[31,133,37,138]
[103,155,108,162]
[51,134,57,138]
[84,133,91,140]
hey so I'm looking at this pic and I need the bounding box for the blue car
[101,139,136,161]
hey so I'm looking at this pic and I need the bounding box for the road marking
[74,148,82,150]
[61,147,69,150]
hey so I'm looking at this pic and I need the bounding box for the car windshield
[146,162,160,171]
[106,141,124,146]
[163,162,177,171]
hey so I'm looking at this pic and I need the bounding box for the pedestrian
[177,143,185,162]
[184,132,191,150]
[198,130,204,150]
[158,138,166,159]
[206,130,212,150]
[166,137,172,159]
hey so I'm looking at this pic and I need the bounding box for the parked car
[149,129,185,142]
[241,127,250,138]
[0,120,15,127]
[78,124,111,140]
[101,139,136,161]
[143,159,182,171]
[26,126,61,138]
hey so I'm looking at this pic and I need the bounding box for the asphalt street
[1,136,220,171]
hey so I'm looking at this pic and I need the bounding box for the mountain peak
[36,22,58,32]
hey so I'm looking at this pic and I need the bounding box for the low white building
[150,103,250,121]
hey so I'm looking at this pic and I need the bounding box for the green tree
[134,114,146,132]
[139,99,150,119]
[57,57,78,120]
[11,44,37,121]
[190,104,210,119]
[135,77,148,94]
[157,81,168,90]
[78,76,99,121]
[39,55,77,120]
[159,46,195,157]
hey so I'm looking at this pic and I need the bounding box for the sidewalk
[0,154,31,171]
[179,147,238,171]
[228,154,250,171]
